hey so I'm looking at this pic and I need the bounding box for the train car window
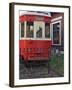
[36,22,43,38]
[21,22,24,38]
[52,22,61,45]
[26,22,34,38]
[45,23,50,38]
[36,27,42,38]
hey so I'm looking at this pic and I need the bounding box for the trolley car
[19,11,52,62]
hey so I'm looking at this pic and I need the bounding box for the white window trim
[34,21,36,39]
[20,37,51,40]
[19,22,21,39]
[50,23,52,40]
[51,20,61,45]
[24,21,26,38]
[20,21,51,40]
[42,22,45,38]
[51,16,62,22]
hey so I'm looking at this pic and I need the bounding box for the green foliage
[50,54,64,75]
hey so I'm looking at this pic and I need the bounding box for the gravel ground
[19,60,63,79]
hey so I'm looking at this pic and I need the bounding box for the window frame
[35,21,44,39]
[20,21,51,40]
[19,21,26,39]
[26,21,34,38]
[51,20,61,45]
[45,23,50,38]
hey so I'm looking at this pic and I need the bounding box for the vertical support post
[24,21,26,38]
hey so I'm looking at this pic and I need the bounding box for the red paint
[19,40,52,61]
[19,15,51,23]
[19,13,52,61]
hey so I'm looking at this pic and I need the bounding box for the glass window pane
[53,22,60,44]
[21,22,24,38]
[36,22,43,38]
[26,22,34,38]
[45,23,50,38]
[36,27,42,38]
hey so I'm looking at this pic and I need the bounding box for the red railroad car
[19,11,52,62]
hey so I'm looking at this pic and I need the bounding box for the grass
[50,54,64,75]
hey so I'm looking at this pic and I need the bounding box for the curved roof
[20,11,51,17]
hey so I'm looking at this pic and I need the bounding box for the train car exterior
[19,11,52,61]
